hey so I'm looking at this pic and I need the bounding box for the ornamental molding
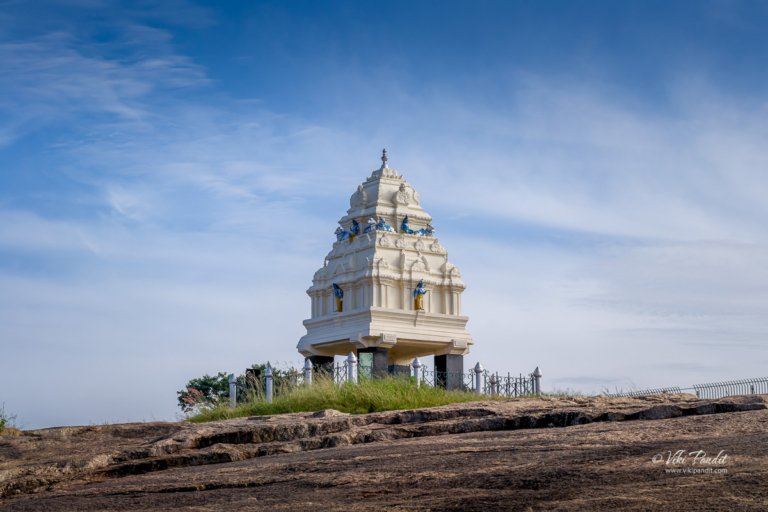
[394,182,411,205]
[430,241,445,253]
[410,255,429,273]
[350,184,368,209]
[310,272,466,292]
[303,306,470,327]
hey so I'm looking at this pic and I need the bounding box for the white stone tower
[297,150,472,385]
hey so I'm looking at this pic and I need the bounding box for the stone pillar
[228,374,237,408]
[474,362,483,394]
[412,358,423,388]
[265,366,273,403]
[308,355,334,379]
[532,366,542,396]
[435,354,464,390]
[357,347,389,379]
[346,352,358,384]
[303,358,313,386]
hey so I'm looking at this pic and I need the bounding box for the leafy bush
[176,363,296,413]
[177,372,232,413]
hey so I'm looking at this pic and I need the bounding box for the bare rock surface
[1,394,767,510]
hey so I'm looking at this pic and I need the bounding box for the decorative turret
[297,151,472,386]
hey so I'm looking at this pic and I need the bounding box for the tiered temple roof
[297,150,472,365]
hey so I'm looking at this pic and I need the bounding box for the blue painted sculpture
[364,217,377,233]
[400,215,415,234]
[349,219,360,239]
[377,216,395,232]
[413,279,427,310]
[364,216,396,234]
[416,223,435,237]
[335,226,349,241]
[332,283,344,312]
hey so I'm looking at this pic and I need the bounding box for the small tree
[0,403,17,435]
[176,363,294,413]
[176,372,231,413]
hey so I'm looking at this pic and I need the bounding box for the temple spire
[368,146,400,180]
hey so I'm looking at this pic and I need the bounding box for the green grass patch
[189,376,507,423]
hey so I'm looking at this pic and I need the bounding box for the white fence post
[228,373,237,408]
[346,352,358,384]
[474,362,483,394]
[265,365,273,403]
[532,366,542,396]
[489,373,498,396]
[412,358,423,388]
[303,358,313,387]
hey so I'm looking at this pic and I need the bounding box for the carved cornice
[303,307,470,330]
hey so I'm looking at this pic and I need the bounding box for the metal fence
[693,377,768,399]
[481,372,537,397]
[606,377,768,399]
[232,355,541,405]
[609,386,682,398]
[335,361,538,398]
[419,369,475,390]
[232,361,768,408]
[309,356,541,397]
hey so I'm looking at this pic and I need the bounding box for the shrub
[176,363,295,413]
[0,403,17,436]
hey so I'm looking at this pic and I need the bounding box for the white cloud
[389,82,768,245]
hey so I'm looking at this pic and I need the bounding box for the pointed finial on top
[381,148,388,168]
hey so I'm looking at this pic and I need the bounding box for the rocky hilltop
[1,394,767,511]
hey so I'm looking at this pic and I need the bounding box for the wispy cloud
[0,13,209,147]
[387,80,768,245]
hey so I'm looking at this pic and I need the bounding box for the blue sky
[1,0,767,428]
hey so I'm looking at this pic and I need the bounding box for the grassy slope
[190,377,509,423]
